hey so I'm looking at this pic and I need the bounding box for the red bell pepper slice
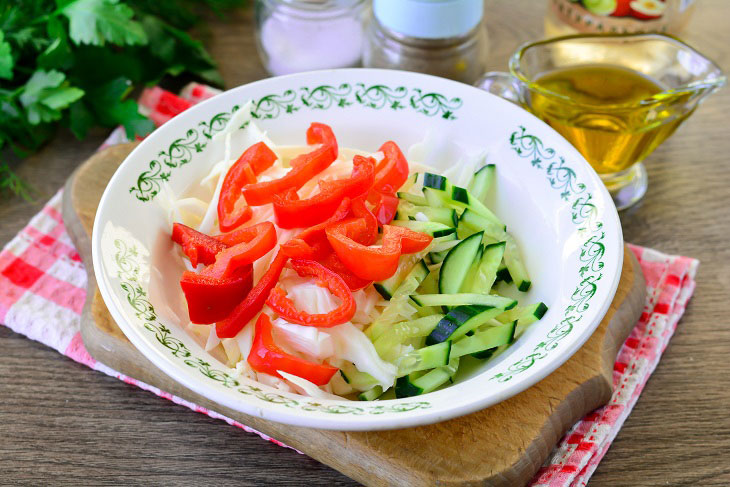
[180,264,253,324]
[319,252,372,291]
[326,220,433,281]
[199,222,277,280]
[349,195,378,245]
[372,192,400,226]
[279,198,351,260]
[242,123,338,206]
[372,141,410,195]
[171,223,227,268]
[215,251,289,338]
[272,155,374,229]
[266,259,356,327]
[218,142,277,232]
[247,313,339,386]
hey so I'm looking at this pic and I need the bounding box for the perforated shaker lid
[373,0,484,39]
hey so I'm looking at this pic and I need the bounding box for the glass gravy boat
[477,33,726,210]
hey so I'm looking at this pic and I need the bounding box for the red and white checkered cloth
[0,83,699,486]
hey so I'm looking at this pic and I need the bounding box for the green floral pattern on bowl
[129,83,463,203]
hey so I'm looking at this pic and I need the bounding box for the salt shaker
[362,0,488,84]
[254,0,369,77]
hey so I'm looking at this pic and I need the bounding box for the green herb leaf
[38,18,74,70]
[67,100,94,139]
[19,70,85,124]
[86,77,154,138]
[111,99,155,139]
[61,0,149,47]
[0,30,13,80]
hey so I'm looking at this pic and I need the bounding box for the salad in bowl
[93,69,622,430]
[165,107,547,401]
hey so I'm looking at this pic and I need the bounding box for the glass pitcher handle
[474,72,523,105]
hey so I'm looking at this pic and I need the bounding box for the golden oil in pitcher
[530,64,692,174]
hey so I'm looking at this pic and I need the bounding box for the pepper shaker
[363,0,489,84]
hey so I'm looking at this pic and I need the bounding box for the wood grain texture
[1,1,729,485]
[61,142,643,487]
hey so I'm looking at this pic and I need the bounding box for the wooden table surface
[2,1,729,485]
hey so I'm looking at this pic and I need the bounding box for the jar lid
[373,0,484,39]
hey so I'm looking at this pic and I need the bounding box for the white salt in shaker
[254,0,369,77]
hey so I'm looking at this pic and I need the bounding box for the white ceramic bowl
[92,69,622,431]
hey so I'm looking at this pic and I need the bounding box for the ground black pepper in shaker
[363,0,489,84]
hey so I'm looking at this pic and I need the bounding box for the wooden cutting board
[62,142,646,487]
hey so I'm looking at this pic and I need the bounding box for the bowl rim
[92,68,623,430]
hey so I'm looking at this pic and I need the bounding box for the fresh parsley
[0,0,245,199]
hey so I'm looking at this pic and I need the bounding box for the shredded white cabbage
[278,371,344,400]
[256,372,294,393]
[221,338,241,366]
[455,150,488,188]
[272,318,334,360]
[327,323,397,388]
[204,324,221,352]
[351,287,379,325]
[329,369,354,396]
[280,275,339,314]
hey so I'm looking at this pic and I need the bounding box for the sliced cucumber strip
[470,347,497,360]
[358,386,384,401]
[450,186,503,227]
[395,374,423,398]
[401,172,420,192]
[419,207,458,227]
[423,172,450,191]
[416,267,440,295]
[395,357,460,398]
[391,220,453,236]
[422,187,446,208]
[412,293,517,310]
[428,249,449,265]
[468,164,495,202]
[497,302,548,338]
[504,233,531,292]
[396,341,452,376]
[431,239,460,253]
[339,362,379,391]
[374,258,429,300]
[467,241,506,293]
[458,209,507,239]
[426,305,507,344]
[496,302,548,325]
[397,192,428,206]
[374,314,443,361]
[496,262,512,283]
[450,321,516,358]
[432,231,458,245]
[460,244,483,294]
[395,204,458,227]
[438,231,483,295]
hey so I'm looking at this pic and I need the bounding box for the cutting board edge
[60,142,646,487]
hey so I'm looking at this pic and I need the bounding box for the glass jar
[254,0,369,77]
[362,0,489,84]
[545,0,696,37]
